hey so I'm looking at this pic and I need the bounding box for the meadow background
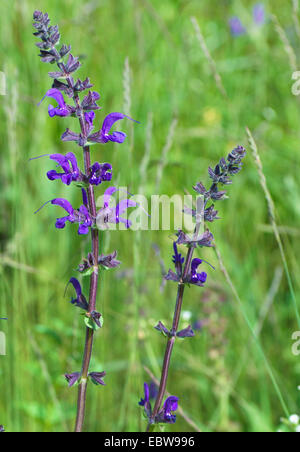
[0,0,300,433]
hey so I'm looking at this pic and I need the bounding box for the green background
[0,0,300,432]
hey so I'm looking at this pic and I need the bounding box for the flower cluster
[139,383,179,425]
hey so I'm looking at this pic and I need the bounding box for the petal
[103,186,118,207]
[55,216,69,229]
[82,188,88,207]
[66,152,79,175]
[116,199,137,217]
[108,131,127,143]
[51,198,74,215]
[47,170,60,181]
[84,111,95,126]
[164,396,179,414]
[45,88,66,108]
[68,277,82,298]
[191,258,202,275]
[139,383,150,406]
[78,224,89,235]
[101,112,127,135]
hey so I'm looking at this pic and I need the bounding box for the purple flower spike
[67,277,89,311]
[89,112,139,144]
[0,425,4,432]
[39,88,75,118]
[229,17,246,36]
[47,152,80,185]
[253,4,265,26]
[89,372,106,386]
[65,372,81,387]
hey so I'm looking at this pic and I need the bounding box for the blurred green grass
[0,0,300,432]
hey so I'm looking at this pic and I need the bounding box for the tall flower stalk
[32,11,138,432]
[139,145,246,431]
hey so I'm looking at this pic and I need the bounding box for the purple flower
[89,112,139,144]
[39,88,75,117]
[89,162,112,186]
[47,152,80,185]
[229,17,246,36]
[0,425,4,432]
[253,4,265,26]
[67,277,89,310]
[35,198,93,235]
[162,396,179,424]
[65,372,81,387]
[97,187,137,229]
[189,258,208,286]
[155,396,179,424]
[89,372,106,386]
